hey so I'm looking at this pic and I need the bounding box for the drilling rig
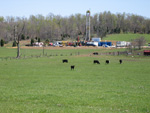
[85,10,90,41]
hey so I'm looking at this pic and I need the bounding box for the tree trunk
[17,34,20,58]
[16,22,25,58]
[43,45,44,56]
[17,43,20,58]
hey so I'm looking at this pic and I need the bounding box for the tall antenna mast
[86,10,90,41]
[97,14,99,37]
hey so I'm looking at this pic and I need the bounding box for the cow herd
[93,59,122,64]
[62,59,123,70]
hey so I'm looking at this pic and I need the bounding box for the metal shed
[144,50,150,56]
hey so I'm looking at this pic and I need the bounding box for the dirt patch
[6,47,17,49]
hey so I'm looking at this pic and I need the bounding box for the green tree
[12,40,17,47]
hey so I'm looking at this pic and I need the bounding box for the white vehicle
[116,41,127,47]
[86,42,98,46]
[53,41,63,47]
[33,42,44,47]
[102,44,109,47]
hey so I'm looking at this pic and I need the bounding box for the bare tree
[134,36,146,50]
[15,22,25,58]
[128,36,146,52]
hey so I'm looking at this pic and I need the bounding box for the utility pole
[97,14,100,37]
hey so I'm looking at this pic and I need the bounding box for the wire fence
[0,51,145,61]
[0,52,81,61]
[93,51,144,56]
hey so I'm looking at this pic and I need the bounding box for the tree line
[0,11,150,43]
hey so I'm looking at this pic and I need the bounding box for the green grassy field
[104,33,150,43]
[0,47,150,113]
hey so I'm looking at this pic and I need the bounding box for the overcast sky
[0,0,150,18]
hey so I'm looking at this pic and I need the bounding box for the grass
[104,33,150,43]
[0,47,150,112]
[0,47,127,58]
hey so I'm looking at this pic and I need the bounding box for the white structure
[92,38,101,42]
[116,41,131,47]
[86,10,90,41]
[116,41,127,47]
[33,42,44,47]
[53,41,62,47]
[87,42,98,46]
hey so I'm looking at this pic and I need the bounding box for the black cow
[106,60,109,64]
[93,60,100,64]
[93,52,98,55]
[119,59,122,64]
[62,59,68,63]
[71,65,75,70]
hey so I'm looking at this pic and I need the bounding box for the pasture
[0,47,150,113]
[104,33,150,43]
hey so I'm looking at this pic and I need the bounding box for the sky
[0,0,150,18]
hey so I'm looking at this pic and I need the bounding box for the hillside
[103,33,150,43]
[3,33,150,48]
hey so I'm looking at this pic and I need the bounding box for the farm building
[144,50,150,56]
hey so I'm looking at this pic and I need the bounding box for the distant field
[0,47,127,58]
[0,47,150,112]
[104,33,150,43]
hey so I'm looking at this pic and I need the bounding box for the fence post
[118,51,120,56]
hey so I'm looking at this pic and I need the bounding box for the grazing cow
[93,60,100,64]
[71,65,75,70]
[62,59,68,63]
[106,60,109,64]
[93,52,98,55]
[119,59,122,64]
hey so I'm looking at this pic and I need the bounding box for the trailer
[116,41,127,47]
[86,42,98,46]
[98,42,112,47]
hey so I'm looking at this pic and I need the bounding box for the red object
[144,50,150,53]
[144,50,150,56]
[78,36,79,42]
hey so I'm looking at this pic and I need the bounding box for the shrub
[45,39,50,43]
[35,37,38,40]
[31,38,34,46]
[38,38,40,43]
[45,39,50,45]
[21,34,25,40]
[27,36,30,39]
[12,40,17,47]
[0,39,4,47]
